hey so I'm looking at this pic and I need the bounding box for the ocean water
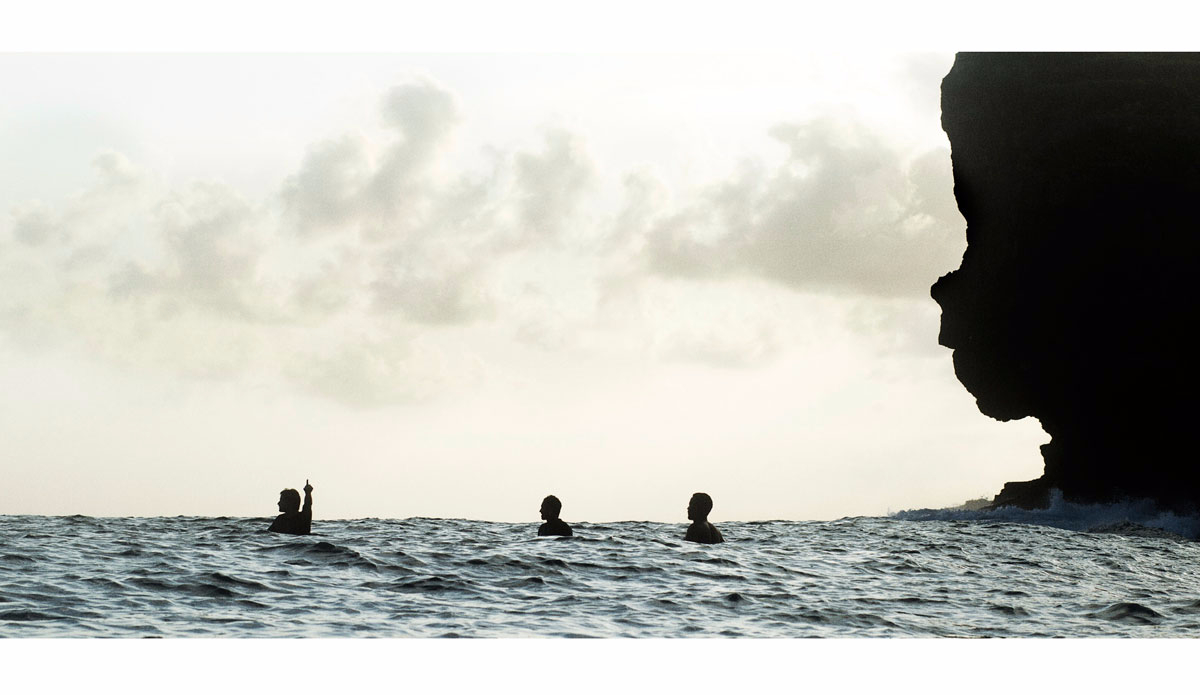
[5,497,1200,638]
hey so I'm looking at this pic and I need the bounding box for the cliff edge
[934,53,1200,511]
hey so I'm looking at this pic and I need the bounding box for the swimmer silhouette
[684,492,724,544]
[268,480,313,535]
[538,495,573,537]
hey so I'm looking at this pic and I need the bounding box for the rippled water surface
[4,514,1200,637]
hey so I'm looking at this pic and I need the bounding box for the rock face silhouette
[934,53,1200,511]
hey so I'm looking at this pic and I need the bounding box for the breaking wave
[892,489,1200,539]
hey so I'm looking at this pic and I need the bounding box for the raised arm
[302,479,314,514]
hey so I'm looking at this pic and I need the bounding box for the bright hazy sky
[4,8,1191,693]
[0,49,1056,522]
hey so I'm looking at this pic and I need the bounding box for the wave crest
[892,489,1200,539]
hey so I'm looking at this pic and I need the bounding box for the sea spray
[893,489,1200,539]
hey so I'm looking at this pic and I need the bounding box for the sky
[0,50,1057,522]
[4,7,1194,691]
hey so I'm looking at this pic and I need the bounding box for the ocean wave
[1090,602,1164,624]
[3,514,1200,637]
[892,489,1200,539]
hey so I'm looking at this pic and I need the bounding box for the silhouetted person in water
[538,495,573,537]
[268,480,313,535]
[685,492,724,544]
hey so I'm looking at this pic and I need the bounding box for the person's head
[540,495,562,521]
[278,488,301,513]
[687,492,713,521]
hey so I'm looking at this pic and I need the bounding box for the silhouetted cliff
[934,53,1200,511]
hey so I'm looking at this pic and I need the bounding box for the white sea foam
[893,489,1200,539]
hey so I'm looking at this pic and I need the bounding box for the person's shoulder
[685,521,723,543]
[269,512,308,534]
[539,520,572,536]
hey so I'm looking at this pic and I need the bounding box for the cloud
[510,281,583,352]
[642,208,728,279]
[7,150,150,248]
[159,183,262,305]
[634,117,963,299]
[511,129,595,246]
[603,170,670,256]
[280,134,373,239]
[284,331,484,407]
[10,200,62,246]
[653,321,779,368]
[279,104,597,330]
[281,77,462,243]
[0,77,546,402]
[380,79,460,147]
[1,73,962,405]
[844,296,945,358]
[110,180,269,321]
[1,150,156,351]
[370,245,495,324]
[288,246,365,318]
[85,150,145,201]
[360,81,461,242]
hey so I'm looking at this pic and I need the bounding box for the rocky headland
[934,53,1200,511]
